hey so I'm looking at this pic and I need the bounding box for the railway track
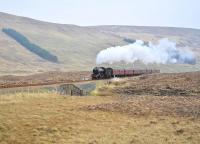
[0,79,96,89]
[0,71,92,89]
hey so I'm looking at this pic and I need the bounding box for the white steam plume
[96,38,196,65]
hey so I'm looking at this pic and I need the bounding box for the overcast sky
[0,0,199,29]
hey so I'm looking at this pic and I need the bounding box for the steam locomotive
[92,67,160,79]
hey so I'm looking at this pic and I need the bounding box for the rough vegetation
[86,96,200,118]
[0,72,200,143]
[86,72,200,118]
[0,93,200,144]
[114,72,200,96]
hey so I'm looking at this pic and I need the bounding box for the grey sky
[0,0,199,29]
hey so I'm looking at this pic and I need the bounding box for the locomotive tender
[92,67,160,79]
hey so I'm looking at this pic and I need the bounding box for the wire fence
[0,86,59,96]
[0,82,96,97]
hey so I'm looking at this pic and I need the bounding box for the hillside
[0,12,200,75]
[2,28,58,63]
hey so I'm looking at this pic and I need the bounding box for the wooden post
[28,87,30,96]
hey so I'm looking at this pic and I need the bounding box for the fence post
[28,87,30,96]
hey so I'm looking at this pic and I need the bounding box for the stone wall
[59,84,86,96]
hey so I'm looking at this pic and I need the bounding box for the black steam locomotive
[92,67,160,80]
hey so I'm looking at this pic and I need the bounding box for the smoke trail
[96,38,196,65]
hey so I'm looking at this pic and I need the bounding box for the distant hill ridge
[0,12,199,75]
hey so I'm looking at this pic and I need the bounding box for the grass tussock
[90,78,129,96]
